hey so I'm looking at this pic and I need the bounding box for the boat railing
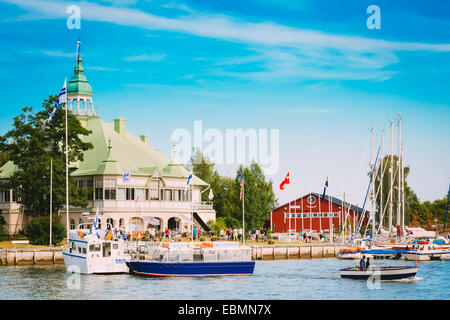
[130,246,252,263]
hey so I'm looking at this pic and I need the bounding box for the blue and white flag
[122,170,130,184]
[48,78,67,123]
[93,207,99,231]
[321,176,328,201]
[184,170,193,193]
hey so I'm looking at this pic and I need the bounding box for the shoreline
[0,242,347,266]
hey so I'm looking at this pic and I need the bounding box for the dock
[0,248,64,266]
[250,243,347,260]
[0,243,348,266]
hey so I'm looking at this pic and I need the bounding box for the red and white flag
[280,172,290,190]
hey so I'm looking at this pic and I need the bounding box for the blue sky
[0,0,449,207]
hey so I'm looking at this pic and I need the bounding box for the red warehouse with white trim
[270,193,368,233]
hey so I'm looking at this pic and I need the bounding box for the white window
[117,188,126,200]
[135,188,145,201]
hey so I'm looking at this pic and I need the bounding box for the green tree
[0,95,93,217]
[373,155,419,227]
[24,215,66,245]
[189,149,216,202]
[236,162,277,231]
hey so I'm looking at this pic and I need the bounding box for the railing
[88,200,214,210]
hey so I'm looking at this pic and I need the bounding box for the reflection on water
[0,259,448,300]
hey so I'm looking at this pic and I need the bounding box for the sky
[0,0,449,208]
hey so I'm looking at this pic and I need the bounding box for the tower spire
[67,40,96,116]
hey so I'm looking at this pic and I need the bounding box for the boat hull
[126,260,256,277]
[63,251,129,274]
[340,266,419,280]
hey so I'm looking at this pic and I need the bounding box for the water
[0,259,449,300]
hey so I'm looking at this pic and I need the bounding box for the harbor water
[0,258,448,300]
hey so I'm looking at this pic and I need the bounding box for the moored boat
[340,266,419,280]
[402,243,450,261]
[63,222,129,274]
[126,241,255,277]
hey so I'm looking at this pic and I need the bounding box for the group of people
[250,228,268,242]
[219,227,243,241]
[359,255,371,271]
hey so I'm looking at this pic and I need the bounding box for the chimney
[140,134,149,144]
[114,118,126,138]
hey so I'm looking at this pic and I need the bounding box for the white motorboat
[63,223,129,274]
[340,265,419,280]
[402,242,450,261]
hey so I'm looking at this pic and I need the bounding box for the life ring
[135,231,143,240]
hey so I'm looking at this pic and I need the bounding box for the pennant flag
[279,172,290,190]
[122,170,130,184]
[240,173,244,201]
[47,78,67,122]
[184,170,193,194]
[321,176,328,201]
[93,207,99,230]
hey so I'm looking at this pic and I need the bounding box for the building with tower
[0,42,215,237]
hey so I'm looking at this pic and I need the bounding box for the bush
[24,215,66,245]
[200,236,206,241]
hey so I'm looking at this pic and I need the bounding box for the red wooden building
[270,193,368,233]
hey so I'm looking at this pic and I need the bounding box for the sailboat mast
[389,119,394,239]
[371,127,375,238]
[397,118,402,241]
[401,135,405,237]
[380,131,384,233]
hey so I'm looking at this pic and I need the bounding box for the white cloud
[123,53,167,62]
[3,0,450,81]
[41,50,74,58]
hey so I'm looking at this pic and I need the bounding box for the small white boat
[340,266,419,281]
[402,243,450,261]
[63,223,129,274]
[338,238,390,260]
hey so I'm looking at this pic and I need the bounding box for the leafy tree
[0,95,93,216]
[189,151,277,231]
[235,162,277,231]
[24,215,66,245]
[373,155,419,227]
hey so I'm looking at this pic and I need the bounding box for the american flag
[240,173,244,201]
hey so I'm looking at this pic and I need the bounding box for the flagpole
[49,156,53,246]
[65,97,69,245]
[191,182,194,242]
[242,176,245,245]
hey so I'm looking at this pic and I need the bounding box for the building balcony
[85,200,214,211]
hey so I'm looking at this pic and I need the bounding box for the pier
[250,244,346,260]
[0,243,347,266]
[0,248,64,266]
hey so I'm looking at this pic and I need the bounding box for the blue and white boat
[126,242,255,277]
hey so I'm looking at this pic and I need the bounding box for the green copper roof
[0,160,18,179]
[67,55,93,96]
[72,116,208,186]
